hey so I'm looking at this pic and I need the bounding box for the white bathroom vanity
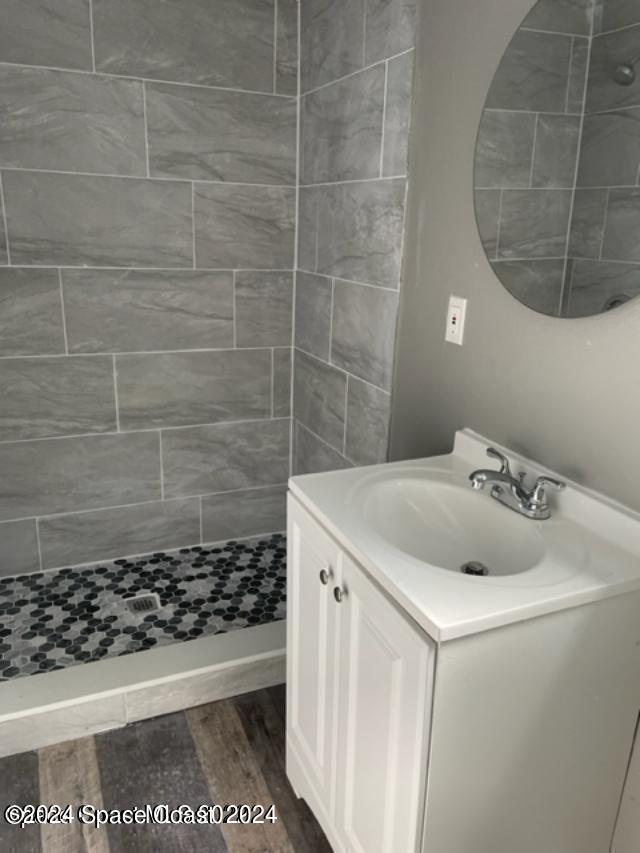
[286,430,640,853]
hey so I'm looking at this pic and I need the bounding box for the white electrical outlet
[445,295,467,345]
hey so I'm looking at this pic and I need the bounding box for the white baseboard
[0,621,286,757]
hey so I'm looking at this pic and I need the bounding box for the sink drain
[461,561,489,577]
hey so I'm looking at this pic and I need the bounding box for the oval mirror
[474,0,640,317]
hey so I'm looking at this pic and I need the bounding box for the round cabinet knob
[333,586,346,604]
[319,568,331,585]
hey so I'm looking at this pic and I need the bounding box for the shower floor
[0,533,286,684]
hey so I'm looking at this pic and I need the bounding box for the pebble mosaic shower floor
[0,533,286,683]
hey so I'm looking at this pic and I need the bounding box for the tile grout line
[298,266,399,292]
[379,60,389,178]
[88,0,96,73]
[599,188,610,259]
[57,270,70,354]
[297,419,347,461]
[0,165,296,189]
[0,482,290,530]
[290,0,302,478]
[301,174,406,188]
[495,189,504,259]
[191,182,197,268]
[0,60,297,100]
[564,38,575,114]
[270,348,275,418]
[199,495,204,543]
[295,344,390,395]
[158,430,165,500]
[342,373,349,455]
[328,278,335,364]
[34,518,44,572]
[141,81,150,178]
[0,173,11,265]
[232,271,238,347]
[112,355,121,431]
[528,114,539,188]
[362,0,368,68]
[0,345,299,361]
[273,0,278,95]
[301,46,414,98]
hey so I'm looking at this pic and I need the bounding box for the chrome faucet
[469,447,565,520]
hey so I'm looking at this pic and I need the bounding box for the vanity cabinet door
[286,497,342,830]
[335,555,434,853]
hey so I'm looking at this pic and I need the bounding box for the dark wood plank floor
[0,685,332,853]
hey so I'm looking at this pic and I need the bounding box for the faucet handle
[486,447,511,476]
[529,475,566,509]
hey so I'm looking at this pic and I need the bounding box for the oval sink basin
[359,474,547,576]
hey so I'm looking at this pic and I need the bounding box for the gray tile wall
[0,0,297,574]
[294,0,415,475]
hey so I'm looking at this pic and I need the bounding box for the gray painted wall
[0,0,297,574]
[391,0,640,513]
[292,0,416,475]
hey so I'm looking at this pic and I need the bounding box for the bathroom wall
[391,0,640,513]
[568,0,640,316]
[474,1,591,317]
[0,0,297,574]
[292,0,416,473]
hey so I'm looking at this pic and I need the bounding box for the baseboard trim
[0,621,286,757]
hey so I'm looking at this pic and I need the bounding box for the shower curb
[0,620,285,757]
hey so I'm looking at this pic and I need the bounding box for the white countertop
[289,429,640,641]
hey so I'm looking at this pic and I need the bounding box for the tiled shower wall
[292,0,416,473]
[0,0,297,575]
[569,0,640,316]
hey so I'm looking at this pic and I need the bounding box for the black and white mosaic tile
[0,533,286,683]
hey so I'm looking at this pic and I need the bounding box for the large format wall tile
[273,348,291,417]
[201,485,286,542]
[599,0,640,33]
[588,27,640,113]
[331,280,398,390]
[365,0,417,64]
[522,0,593,35]
[577,110,640,188]
[316,180,406,287]
[0,356,116,440]
[235,271,293,347]
[497,189,572,258]
[485,31,573,112]
[62,270,234,353]
[93,0,274,92]
[293,421,350,475]
[0,432,161,521]
[194,184,295,269]
[602,189,640,261]
[294,271,332,360]
[276,0,299,96]
[116,350,271,429]
[0,268,65,355]
[301,67,384,183]
[568,189,608,258]
[0,67,146,176]
[3,172,193,267]
[345,377,390,466]
[162,419,290,497]
[531,115,581,188]
[474,111,536,188]
[301,0,365,93]
[566,259,640,316]
[491,259,564,316]
[0,0,92,71]
[146,82,296,184]
[293,349,346,449]
[383,51,414,177]
[39,498,201,570]
[0,520,40,577]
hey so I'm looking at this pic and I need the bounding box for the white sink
[288,429,640,640]
[358,472,545,576]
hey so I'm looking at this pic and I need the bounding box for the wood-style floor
[0,685,332,852]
